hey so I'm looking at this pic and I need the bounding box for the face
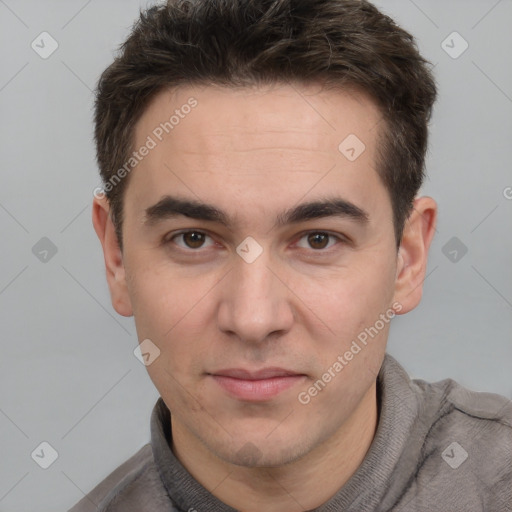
[106,83,409,466]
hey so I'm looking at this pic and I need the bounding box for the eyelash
[164,229,348,255]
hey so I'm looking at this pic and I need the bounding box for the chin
[212,432,315,468]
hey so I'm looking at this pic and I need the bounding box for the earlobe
[92,196,134,317]
[392,196,437,315]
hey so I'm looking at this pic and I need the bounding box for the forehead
[126,82,389,232]
[135,82,381,155]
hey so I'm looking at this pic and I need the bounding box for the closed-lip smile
[210,367,303,380]
[208,367,306,401]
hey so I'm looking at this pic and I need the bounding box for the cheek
[292,258,395,374]
[127,263,215,373]
[128,274,175,335]
[126,251,192,329]
[298,264,393,330]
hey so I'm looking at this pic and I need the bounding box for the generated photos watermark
[298,301,403,405]
[93,97,198,200]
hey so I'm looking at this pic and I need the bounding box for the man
[70,0,512,510]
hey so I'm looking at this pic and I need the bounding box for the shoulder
[384,353,512,437]
[412,374,512,509]
[67,444,178,512]
[414,373,512,439]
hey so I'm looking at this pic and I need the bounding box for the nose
[216,248,294,345]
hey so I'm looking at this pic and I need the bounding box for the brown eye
[182,231,205,248]
[169,230,214,250]
[294,231,346,254]
[298,231,345,254]
[307,232,330,250]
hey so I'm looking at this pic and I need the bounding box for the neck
[172,382,378,512]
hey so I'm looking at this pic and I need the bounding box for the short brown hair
[94,0,437,251]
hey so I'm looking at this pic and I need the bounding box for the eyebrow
[143,195,370,230]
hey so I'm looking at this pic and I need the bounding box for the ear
[392,196,437,314]
[91,195,133,317]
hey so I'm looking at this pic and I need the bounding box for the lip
[212,367,302,380]
[208,367,306,401]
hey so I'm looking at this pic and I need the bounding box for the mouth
[207,367,307,401]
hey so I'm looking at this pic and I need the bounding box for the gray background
[0,0,511,510]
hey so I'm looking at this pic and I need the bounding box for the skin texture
[92,82,437,511]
